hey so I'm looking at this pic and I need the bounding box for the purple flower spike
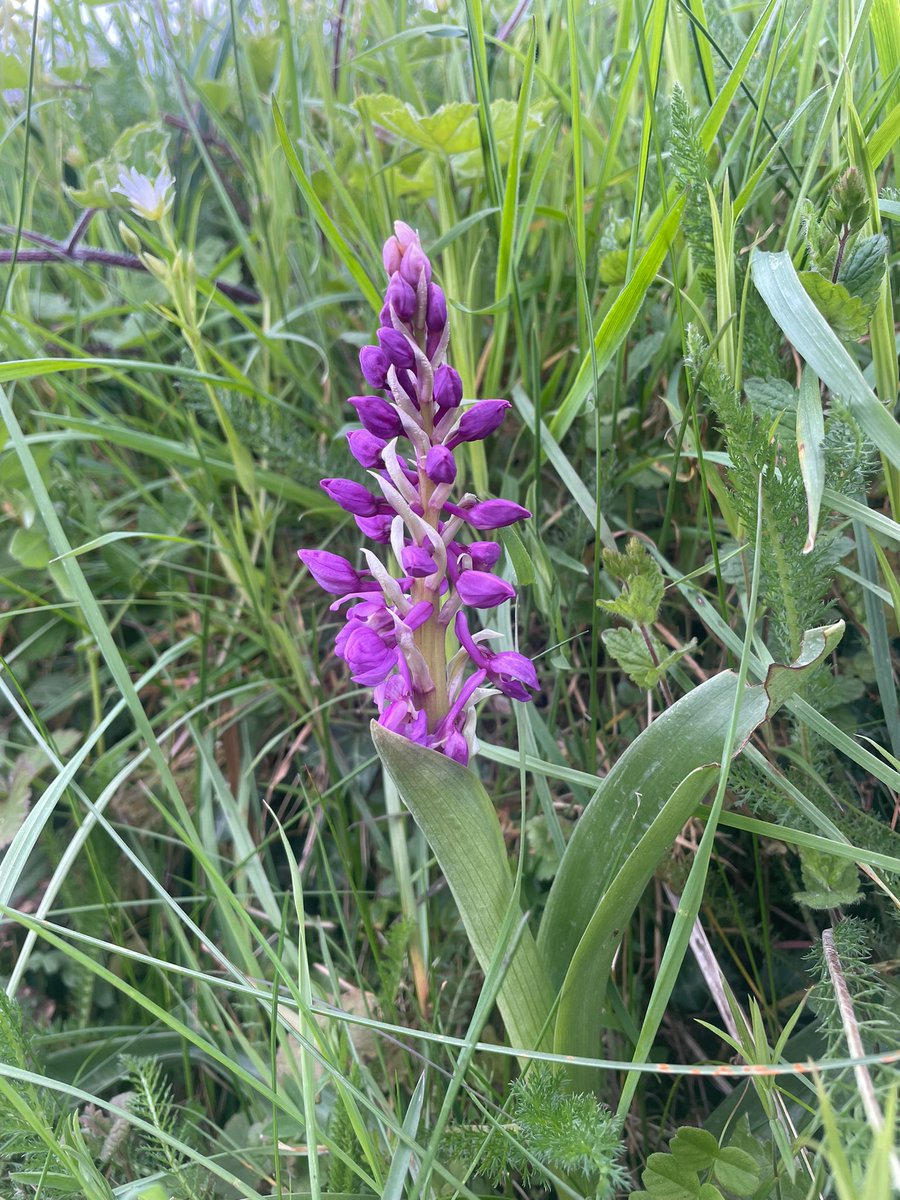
[320,477,383,517]
[349,395,405,440]
[298,220,539,764]
[454,499,531,530]
[433,364,463,409]
[377,327,416,371]
[386,272,417,322]
[346,429,387,469]
[445,400,511,449]
[360,346,390,389]
[425,445,456,485]
[297,549,365,596]
[456,570,516,608]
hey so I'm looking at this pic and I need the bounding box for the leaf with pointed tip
[371,724,554,1053]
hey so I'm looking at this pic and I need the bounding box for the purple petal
[455,499,531,530]
[399,242,431,286]
[467,541,502,570]
[426,283,447,332]
[456,569,516,608]
[401,544,438,578]
[425,444,456,484]
[360,346,389,388]
[349,395,404,440]
[433,364,463,409]
[385,272,417,322]
[296,548,362,596]
[445,400,510,449]
[377,327,416,370]
[320,477,382,517]
[355,513,393,543]
[346,429,387,469]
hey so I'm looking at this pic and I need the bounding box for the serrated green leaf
[602,627,693,689]
[798,272,870,341]
[599,248,629,284]
[712,1147,760,1196]
[794,845,863,909]
[743,376,797,422]
[643,1152,700,1200]
[670,1128,719,1170]
[355,95,479,155]
[839,233,887,311]
[599,571,664,626]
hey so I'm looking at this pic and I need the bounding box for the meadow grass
[0,1,898,1196]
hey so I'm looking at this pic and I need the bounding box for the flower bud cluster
[298,221,538,764]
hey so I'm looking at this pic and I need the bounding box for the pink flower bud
[382,236,403,275]
[399,242,432,286]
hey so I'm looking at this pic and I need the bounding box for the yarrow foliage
[298,221,538,764]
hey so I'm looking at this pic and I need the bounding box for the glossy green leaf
[371,724,554,1053]
[553,765,718,1075]
[750,251,900,468]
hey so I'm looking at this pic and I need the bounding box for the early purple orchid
[297,221,539,765]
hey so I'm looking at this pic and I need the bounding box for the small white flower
[112,165,175,222]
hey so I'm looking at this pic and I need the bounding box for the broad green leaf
[355,95,480,155]
[601,627,695,690]
[538,622,844,993]
[553,766,718,1080]
[642,1152,700,1200]
[798,272,870,341]
[839,233,888,312]
[371,724,554,1053]
[9,525,53,570]
[797,365,825,552]
[712,1147,760,1196]
[750,251,900,468]
[670,1128,719,1171]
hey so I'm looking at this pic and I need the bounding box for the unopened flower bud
[468,541,502,570]
[377,327,416,370]
[426,284,447,331]
[425,445,456,484]
[320,477,383,516]
[385,272,417,322]
[446,400,510,449]
[349,395,404,439]
[433,364,463,409]
[400,242,431,286]
[454,499,531,530]
[346,429,387,468]
[456,569,516,608]
[297,549,363,595]
[360,346,390,388]
[401,544,438,577]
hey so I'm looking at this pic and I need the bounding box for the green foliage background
[0,0,898,1196]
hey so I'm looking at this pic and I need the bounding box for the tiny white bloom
[112,165,175,222]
